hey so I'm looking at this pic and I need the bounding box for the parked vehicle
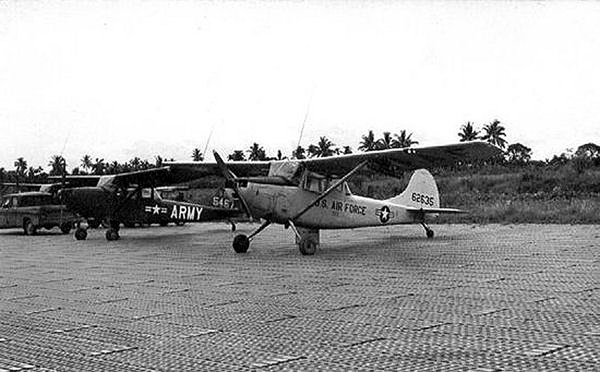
[0,192,78,235]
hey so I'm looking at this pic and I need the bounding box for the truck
[0,192,79,235]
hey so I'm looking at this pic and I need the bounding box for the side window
[1,198,10,208]
[11,196,18,208]
[141,188,152,199]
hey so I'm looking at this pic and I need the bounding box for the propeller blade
[213,151,253,219]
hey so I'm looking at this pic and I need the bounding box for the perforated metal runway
[0,224,598,371]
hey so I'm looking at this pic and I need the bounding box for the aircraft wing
[49,168,198,188]
[47,175,103,187]
[300,141,502,176]
[166,141,501,179]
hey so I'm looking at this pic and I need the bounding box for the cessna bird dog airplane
[55,169,240,241]
[166,141,501,255]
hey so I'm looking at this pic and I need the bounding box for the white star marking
[152,205,161,214]
[381,208,389,220]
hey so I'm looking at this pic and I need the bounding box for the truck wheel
[23,219,36,236]
[60,222,72,234]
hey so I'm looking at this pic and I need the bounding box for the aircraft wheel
[60,222,72,234]
[232,234,249,253]
[106,228,120,241]
[298,239,318,256]
[23,219,36,236]
[426,229,434,239]
[74,228,87,240]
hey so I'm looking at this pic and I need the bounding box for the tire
[105,228,120,241]
[298,239,317,256]
[60,222,72,234]
[74,228,87,240]
[426,229,434,239]
[232,234,249,253]
[23,219,36,236]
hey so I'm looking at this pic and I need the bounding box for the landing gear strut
[422,222,434,239]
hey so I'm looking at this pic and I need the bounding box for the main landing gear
[105,220,120,241]
[422,222,434,239]
[73,219,121,241]
[231,220,320,256]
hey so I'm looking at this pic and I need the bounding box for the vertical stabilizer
[385,169,440,209]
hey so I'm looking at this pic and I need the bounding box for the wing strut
[291,160,368,221]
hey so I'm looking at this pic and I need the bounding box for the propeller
[213,151,253,219]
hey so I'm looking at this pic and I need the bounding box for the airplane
[54,168,241,241]
[165,141,502,255]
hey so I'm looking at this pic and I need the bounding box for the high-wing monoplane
[55,168,241,241]
[166,141,501,255]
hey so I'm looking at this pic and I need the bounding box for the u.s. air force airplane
[165,141,501,255]
[54,169,240,241]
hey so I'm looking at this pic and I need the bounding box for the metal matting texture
[0,223,598,371]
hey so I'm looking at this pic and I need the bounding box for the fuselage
[238,182,418,229]
[59,186,238,224]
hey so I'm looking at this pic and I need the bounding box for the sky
[1,0,599,171]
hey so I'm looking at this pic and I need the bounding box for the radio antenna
[296,86,315,149]
[203,121,217,160]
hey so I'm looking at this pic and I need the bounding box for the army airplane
[166,141,501,255]
[54,168,240,241]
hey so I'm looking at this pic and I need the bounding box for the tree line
[1,120,599,186]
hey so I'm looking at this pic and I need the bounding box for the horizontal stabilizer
[406,207,466,214]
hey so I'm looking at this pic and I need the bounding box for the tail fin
[386,169,440,209]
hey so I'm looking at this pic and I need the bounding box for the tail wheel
[74,228,88,240]
[23,219,36,236]
[299,239,318,256]
[233,234,250,253]
[426,229,434,239]
[106,228,120,241]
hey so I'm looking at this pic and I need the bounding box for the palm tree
[14,157,27,188]
[292,145,306,159]
[191,148,204,161]
[342,146,353,154]
[247,143,266,161]
[92,158,105,175]
[458,121,480,142]
[80,154,93,174]
[228,150,246,161]
[48,155,67,176]
[481,119,507,149]
[393,130,419,148]
[129,157,142,170]
[358,130,379,152]
[310,136,336,157]
[378,132,394,150]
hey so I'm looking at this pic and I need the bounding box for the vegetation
[2,119,599,224]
